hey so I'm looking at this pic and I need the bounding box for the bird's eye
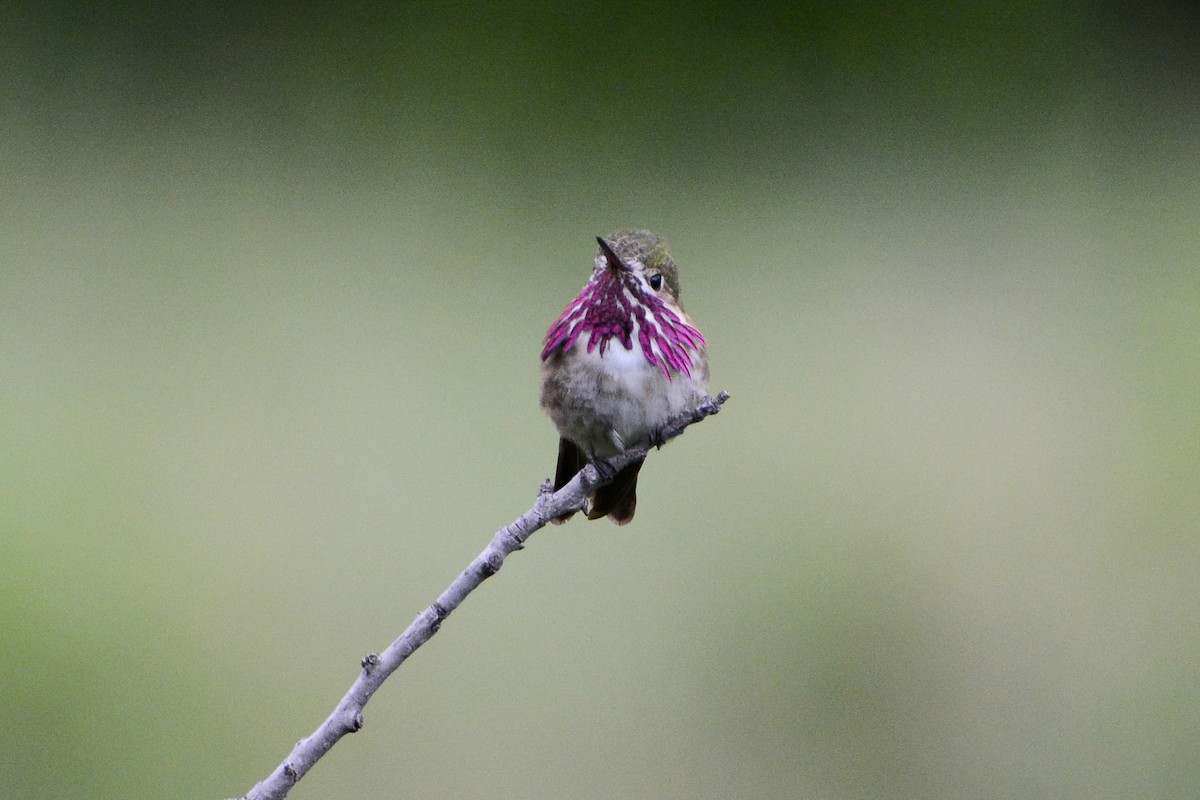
[648,274,663,291]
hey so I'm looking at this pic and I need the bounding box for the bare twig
[234,391,729,800]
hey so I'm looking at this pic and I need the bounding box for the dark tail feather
[551,437,587,524]
[588,457,644,525]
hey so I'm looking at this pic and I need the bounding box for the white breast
[571,326,706,454]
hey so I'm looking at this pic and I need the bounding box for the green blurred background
[3,3,1198,798]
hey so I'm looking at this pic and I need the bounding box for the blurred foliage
[3,3,1198,799]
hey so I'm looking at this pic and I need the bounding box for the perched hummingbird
[540,230,709,525]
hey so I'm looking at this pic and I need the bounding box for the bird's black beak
[596,236,629,273]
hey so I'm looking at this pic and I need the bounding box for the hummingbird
[540,230,709,525]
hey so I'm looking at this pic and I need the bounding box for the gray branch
[233,391,729,800]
